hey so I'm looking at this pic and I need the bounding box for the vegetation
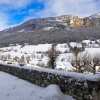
[91,55,100,74]
[70,45,100,74]
[70,45,85,72]
[18,55,26,66]
[48,44,59,69]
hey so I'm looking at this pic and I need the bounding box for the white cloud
[29,0,99,17]
[0,0,32,9]
[0,12,9,30]
[0,0,33,30]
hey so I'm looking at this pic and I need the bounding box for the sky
[0,0,100,30]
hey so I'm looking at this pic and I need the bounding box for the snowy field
[0,39,100,71]
[0,71,75,100]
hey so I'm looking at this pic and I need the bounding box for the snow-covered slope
[0,71,75,100]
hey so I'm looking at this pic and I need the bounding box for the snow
[0,71,74,100]
[0,40,100,72]
[56,61,74,71]
[20,44,52,54]
[2,63,100,82]
[85,48,100,56]
[43,27,54,31]
[82,40,91,44]
[32,67,100,81]
[0,43,74,71]
[56,43,70,53]
[22,63,100,81]
[70,42,82,48]
[56,53,74,71]
[18,29,25,32]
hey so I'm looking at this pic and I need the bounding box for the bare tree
[13,56,19,62]
[7,54,11,60]
[18,55,26,66]
[78,52,92,73]
[75,52,100,74]
[92,55,100,74]
[1,55,7,61]
[83,54,100,74]
[26,56,31,64]
[48,44,59,69]
[70,45,85,72]
[71,52,90,72]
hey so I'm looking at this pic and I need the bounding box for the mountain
[0,13,100,46]
[90,12,100,18]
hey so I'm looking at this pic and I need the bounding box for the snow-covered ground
[0,71,75,100]
[0,43,74,71]
[85,48,100,56]
[0,40,100,72]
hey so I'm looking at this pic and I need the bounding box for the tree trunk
[93,65,96,74]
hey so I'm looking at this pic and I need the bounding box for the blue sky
[0,0,100,30]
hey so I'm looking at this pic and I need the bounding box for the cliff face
[55,13,100,28]
[55,16,95,28]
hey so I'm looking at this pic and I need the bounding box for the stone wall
[0,64,100,100]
